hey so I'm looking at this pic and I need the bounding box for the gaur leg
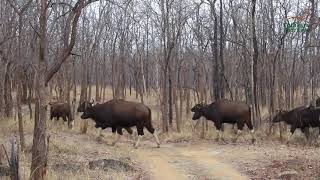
[96,128,103,140]
[53,116,59,125]
[62,116,68,127]
[111,126,117,133]
[112,128,123,146]
[287,125,297,145]
[66,115,71,129]
[125,127,134,143]
[233,121,245,143]
[301,127,310,139]
[245,118,255,143]
[109,126,117,139]
[220,123,226,142]
[94,124,104,138]
[221,124,224,131]
[214,121,223,142]
[134,123,145,148]
[232,123,237,134]
[93,124,103,141]
[68,114,74,129]
[125,127,133,134]
[301,127,310,145]
[145,122,160,148]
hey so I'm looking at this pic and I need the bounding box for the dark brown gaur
[77,100,133,137]
[80,99,160,148]
[191,99,255,143]
[49,101,73,129]
[272,106,320,143]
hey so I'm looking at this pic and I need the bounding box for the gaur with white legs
[78,100,133,138]
[272,106,320,144]
[80,99,160,148]
[191,100,255,143]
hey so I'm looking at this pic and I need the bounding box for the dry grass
[0,111,142,179]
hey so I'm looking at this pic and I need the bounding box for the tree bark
[251,0,260,127]
[4,61,13,117]
[16,70,25,151]
[30,0,48,179]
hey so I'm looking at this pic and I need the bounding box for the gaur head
[80,106,95,119]
[191,103,207,120]
[272,109,287,123]
[77,99,94,112]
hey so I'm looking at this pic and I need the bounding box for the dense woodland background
[0,0,319,179]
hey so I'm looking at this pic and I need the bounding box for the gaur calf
[49,101,74,129]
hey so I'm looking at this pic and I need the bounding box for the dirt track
[134,143,247,180]
[48,128,248,179]
[133,140,320,180]
[45,126,320,180]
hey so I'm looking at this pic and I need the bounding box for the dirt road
[40,126,320,179]
[46,128,247,179]
[134,143,248,180]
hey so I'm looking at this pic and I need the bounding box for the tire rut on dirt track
[134,143,248,180]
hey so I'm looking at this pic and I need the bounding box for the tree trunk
[162,70,169,132]
[30,0,49,178]
[4,61,13,117]
[168,74,173,126]
[251,0,260,127]
[16,71,25,151]
[80,57,88,134]
[210,0,219,101]
[185,88,190,115]
[219,0,225,98]
[95,60,100,102]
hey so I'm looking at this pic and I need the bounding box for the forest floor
[1,117,320,180]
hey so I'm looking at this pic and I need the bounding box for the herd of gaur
[48,98,320,148]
